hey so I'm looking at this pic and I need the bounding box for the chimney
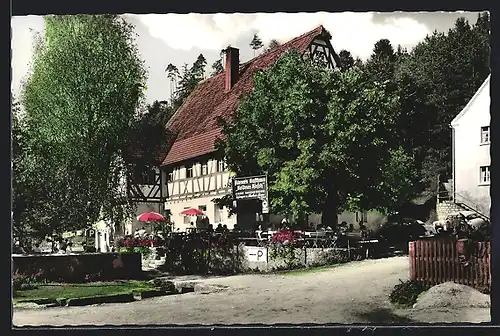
[224,46,239,92]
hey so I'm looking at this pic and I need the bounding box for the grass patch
[280,264,343,276]
[13,280,157,303]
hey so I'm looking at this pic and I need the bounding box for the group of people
[190,222,231,234]
[13,237,74,255]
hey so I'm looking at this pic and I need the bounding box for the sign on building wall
[245,246,268,262]
[232,175,269,213]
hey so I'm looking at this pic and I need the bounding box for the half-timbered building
[128,25,382,232]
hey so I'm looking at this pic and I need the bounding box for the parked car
[377,217,427,244]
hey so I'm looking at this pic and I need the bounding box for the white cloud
[134,12,431,60]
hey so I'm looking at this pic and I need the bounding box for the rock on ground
[413,282,490,309]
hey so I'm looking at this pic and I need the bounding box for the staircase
[454,196,490,222]
[142,248,167,271]
[437,180,490,222]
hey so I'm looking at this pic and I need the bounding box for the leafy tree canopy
[217,51,418,225]
[18,14,147,238]
[393,13,490,190]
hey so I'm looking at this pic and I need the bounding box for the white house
[450,74,491,218]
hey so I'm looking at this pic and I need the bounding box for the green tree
[217,51,418,225]
[192,53,207,80]
[364,39,399,84]
[395,14,490,190]
[250,33,264,55]
[171,54,208,110]
[165,63,180,99]
[20,14,147,236]
[267,39,281,51]
[211,58,224,76]
[337,49,355,71]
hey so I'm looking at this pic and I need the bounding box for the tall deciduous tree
[217,51,418,226]
[20,14,147,236]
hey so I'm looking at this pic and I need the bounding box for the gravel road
[12,257,489,326]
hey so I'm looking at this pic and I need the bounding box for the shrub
[13,274,38,291]
[150,278,177,292]
[389,280,429,307]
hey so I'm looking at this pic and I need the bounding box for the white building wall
[125,202,164,235]
[452,77,491,216]
[166,196,236,232]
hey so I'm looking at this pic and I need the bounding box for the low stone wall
[13,252,143,283]
[136,245,369,274]
[240,246,365,272]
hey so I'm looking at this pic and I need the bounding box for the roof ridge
[161,24,330,166]
[240,24,325,66]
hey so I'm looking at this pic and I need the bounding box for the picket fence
[409,239,491,291]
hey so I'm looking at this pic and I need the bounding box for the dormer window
[480,126,490,144]
[134,167,156,185]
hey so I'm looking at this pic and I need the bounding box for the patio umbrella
[137,211,166,222]
[180,208,205,216]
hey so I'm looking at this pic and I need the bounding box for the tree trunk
[321,193,339,230]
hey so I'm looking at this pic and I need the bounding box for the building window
[480,126,490,144]
[183,207,191,225]
[217,160,227,172]
[480,166,490,184]
[186,165,193,178]
[134,167,156,185]
[201,161,208,175]
[166,169,173,183]
[198,205,207,212]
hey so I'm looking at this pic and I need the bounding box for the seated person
[215,223,224,233]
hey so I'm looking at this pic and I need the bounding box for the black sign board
[232,175,269,213]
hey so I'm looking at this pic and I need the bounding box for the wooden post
[409,241,415,281]
[347,239,351,260]
[304,245,307,266]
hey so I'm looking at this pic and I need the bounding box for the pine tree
[250,33,264,56]
[211,59,224,76]
[192,53,207,81]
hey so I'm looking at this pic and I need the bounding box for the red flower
[271,229,301,244]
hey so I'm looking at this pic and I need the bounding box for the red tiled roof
[162,25,331,166]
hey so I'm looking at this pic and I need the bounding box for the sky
[11,11,483,104]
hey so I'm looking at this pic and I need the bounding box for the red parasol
[137,211,165,222]
[180,208,205,216]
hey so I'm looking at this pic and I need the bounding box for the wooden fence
[409,239,491,291]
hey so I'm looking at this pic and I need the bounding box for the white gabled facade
[451,75,491,218]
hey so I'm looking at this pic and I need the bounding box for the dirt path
[12,257,489,326]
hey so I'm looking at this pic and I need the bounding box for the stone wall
[436,201,467,221]
[140,246,366,273]
[241,246,365,272]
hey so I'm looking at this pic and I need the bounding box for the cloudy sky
[11,11,483,104]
